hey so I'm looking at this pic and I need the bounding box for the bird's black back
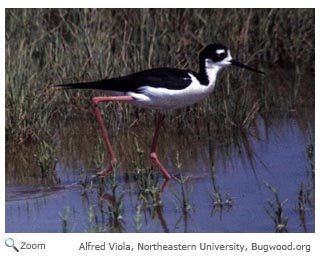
[57,68,197,92]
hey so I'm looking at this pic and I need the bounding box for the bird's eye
[216,50,226,59]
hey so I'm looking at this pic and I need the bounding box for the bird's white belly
[128,83,215,110]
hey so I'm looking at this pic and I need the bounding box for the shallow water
[5,115,314,233]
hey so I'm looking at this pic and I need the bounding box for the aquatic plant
[34,140,59,185]
[264,182,288,233]
[85,205,105,233]
[133,137,162,207]
[59,206,75,233]
[134,205,142,232]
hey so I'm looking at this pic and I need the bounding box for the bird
[56,43,264,180]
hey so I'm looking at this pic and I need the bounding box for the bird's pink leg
[92,96,134,177]
[149,113,172,180]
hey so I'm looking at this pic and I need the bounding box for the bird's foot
[96,167,113,178]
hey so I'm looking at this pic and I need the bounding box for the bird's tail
[54,80,112,91]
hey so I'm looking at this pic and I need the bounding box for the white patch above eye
[216,49,225,55]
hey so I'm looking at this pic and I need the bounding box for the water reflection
[6,112,314,233]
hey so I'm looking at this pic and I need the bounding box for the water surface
[6,115,314,233]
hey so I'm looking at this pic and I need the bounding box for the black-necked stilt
[57,44,264,180]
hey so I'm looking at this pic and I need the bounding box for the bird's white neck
[204,59,222,88]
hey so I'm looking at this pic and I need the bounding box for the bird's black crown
[199,44,229,63]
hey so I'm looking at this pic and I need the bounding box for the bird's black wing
[56,68,196,92]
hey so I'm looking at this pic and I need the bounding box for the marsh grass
[92,138,106,169]
[5,9,314,142]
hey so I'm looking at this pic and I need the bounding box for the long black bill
[231,60,265,74]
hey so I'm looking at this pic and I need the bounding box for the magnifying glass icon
[5,238,19,252]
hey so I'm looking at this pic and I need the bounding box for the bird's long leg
[149,113,172,180]
[92,96,134,177]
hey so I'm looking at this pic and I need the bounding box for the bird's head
[200,44,265,74]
